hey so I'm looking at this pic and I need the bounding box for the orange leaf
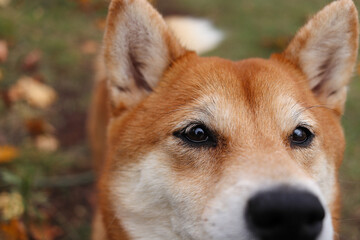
[261,36,292,50]
[80,40,98,55]
[95,18,106,31]
[29,223,62,240]
[0,40,8,63]
[0,145,18,163]
[25,118,55,137]
[0,219,28,240]
[21,50,42,73]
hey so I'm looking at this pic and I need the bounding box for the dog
[88,0,359,239]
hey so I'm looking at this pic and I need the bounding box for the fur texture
[88,0,359,239]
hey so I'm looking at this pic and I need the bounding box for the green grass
[0,0,359,239]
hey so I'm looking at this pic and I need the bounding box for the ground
[0,0,359,239]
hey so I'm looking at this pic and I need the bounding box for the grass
[0,0,359,239]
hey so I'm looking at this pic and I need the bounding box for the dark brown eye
[291,126,314,147]
[174,123,217,147]
[185,125,208,143]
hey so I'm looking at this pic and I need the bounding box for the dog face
[98,0,358,239]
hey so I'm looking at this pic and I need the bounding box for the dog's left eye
[290,126,314,147]
[174,124,217,147]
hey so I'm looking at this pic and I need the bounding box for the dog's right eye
[174,124,217,147]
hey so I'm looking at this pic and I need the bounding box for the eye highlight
[174,123,217,147]
[290,126,314,148]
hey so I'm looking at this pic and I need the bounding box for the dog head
[99,0,358,239]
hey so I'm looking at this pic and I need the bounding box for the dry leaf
[0,145,18,163]
[22,50,42,72]
[0,40,8,63]
[0,0,10,8]
[0,219,28,240]
[30,223,62,240]
[261,36,292,50]
[78,0,90,9]
[35,135,59,152]
[0,89,12,108]
[95,18,106,31]
[7,84,22,102]
[0,192,24,220]
[25,118,55,137]
[8,76,57,109]
[80,40,98,55]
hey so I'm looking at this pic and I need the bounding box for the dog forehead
[164,56,306,106]
[159,56,312,130]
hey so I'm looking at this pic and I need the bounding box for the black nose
[245,188,325,240]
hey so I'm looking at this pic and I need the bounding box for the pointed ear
[280,0,359,114]
[103,0,187,113]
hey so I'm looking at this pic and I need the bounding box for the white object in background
[166,16,224,55]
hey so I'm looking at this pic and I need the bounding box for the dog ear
[280,0,359,114]
[103,0,187,113]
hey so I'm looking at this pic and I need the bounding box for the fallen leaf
[25,118,55,137]
[7,84,22,102]
[0,89,12,108]
[30,223,62,240]
[78,0,90,10]
[0,40,8,63]
[261,35,292,50]
[35,135,59,152]
[8,76,57,109]
[22,50,42,72]
[80,40,98,55]
[0,0,11,8]
[0,219,28,240]
[95,18,106,31]
[0,192,24,220]
[31,73,45,83]
[0,145,18,163]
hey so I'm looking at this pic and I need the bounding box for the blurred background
[0,0,359,239]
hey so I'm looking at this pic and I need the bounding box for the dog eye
[290,126,314,147]
[174,124,217,147]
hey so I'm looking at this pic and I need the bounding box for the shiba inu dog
[88,0,359,239]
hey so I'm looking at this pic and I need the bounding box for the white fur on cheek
[109,151,181,240]
[312,154,336,207]
[108,150,207,240]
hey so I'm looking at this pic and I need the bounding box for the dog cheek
[309,153,337,210]
[107,150,210,238]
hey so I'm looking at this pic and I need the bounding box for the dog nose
[245,188,325,240]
